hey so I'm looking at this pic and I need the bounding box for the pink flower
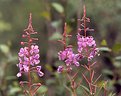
[77,33,96,49]
[88,48,99,61]
[36,66,44,77]
[58,48,81,68]
[57,66,64,73]
[77,33,99,61]
[77,34,87,48]
[17,45,42,77]
[30,45,39,54]
[87,36,96,47]
[17,72,22,77]
[30,54,40,66]
[18,47,28,57]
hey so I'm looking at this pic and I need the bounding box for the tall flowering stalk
[57,6,102,96]
[17,13,44,96]
[77,6,100,95]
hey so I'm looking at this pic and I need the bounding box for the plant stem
[66,72,77,96]
[28,35,32,96]
[72,88,77,96]
[89,67,93,95]
[83,5,87,37]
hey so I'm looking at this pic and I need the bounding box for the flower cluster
[16,13,44,96]
[77,33,96,49]
[58,47,83,72]
[77,33,99,61]
[17,45,44,77]
[57,6,99,73]
[57,6,106,96]
[17,13,44,78]
[58,48,81,66]
[57,34,99,73]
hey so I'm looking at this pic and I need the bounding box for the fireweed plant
[57,6,109,96]
[17,13,44,96]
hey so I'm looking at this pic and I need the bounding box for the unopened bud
[22,35,27,38]
[32,38,38,41]
[29,39,32,43]
[21,42,24,45]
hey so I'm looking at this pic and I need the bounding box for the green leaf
[98,47,111,52]
[95,85,103,96]
[114,61,121,68]
[45,64,53,72]
[114,56,121,68]
[66,25,72,34]
[49,32,62,40]
[7,56,18,63]
[80,85,90,93]
[115,56,121,61]
[38,85,48,94]
[102,69,113,76]
[95,81,108,96]
[112,43,121,53]
[64,84,72,92]
[40,11,51,20]
[0,21,11,32]
[0,44,10,54]
[5,76,17,80]
[9,87,21,95]
[108,92,116,96]
[46,79,55,85]
[52,3,64,13]
[101,39,107,46]
[51,20,61,28]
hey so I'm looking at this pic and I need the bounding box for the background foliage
[0,0,121,96]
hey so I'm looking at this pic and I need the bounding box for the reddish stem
[28,35,32,95]
[58,22,72,50]
[27,13,33,96]
[83,5,87,37]
[89,66,93,95]
[66,71,77,96]
[79,5,94,36]
[20,13,41,96]
[63,23,67,49]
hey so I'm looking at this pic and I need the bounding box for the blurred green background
[0,0,121,96]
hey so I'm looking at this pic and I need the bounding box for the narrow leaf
[98,47,111,52]
[52,3,64,13]
[80,85,90,93]
[82,73,90,84]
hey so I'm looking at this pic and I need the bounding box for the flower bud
[21,42,24,45]
[29,39,32,43]
[22,35,27,38]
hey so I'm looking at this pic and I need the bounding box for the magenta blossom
[17,45,43,77]
[36,66,44,77]
[88,48,99,61]
[18,47,28,57]
[17,13,44,95]
[30,45,39,54]
[77,33,99,61]
[77,33,96,49]
[57,66,64,73]
[18,45,40,66]
[58,48,82,69]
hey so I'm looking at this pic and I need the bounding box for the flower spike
[78,5,94,36]
[57,5,102,96]
[58,22,72,49]
[17,13,44,95]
